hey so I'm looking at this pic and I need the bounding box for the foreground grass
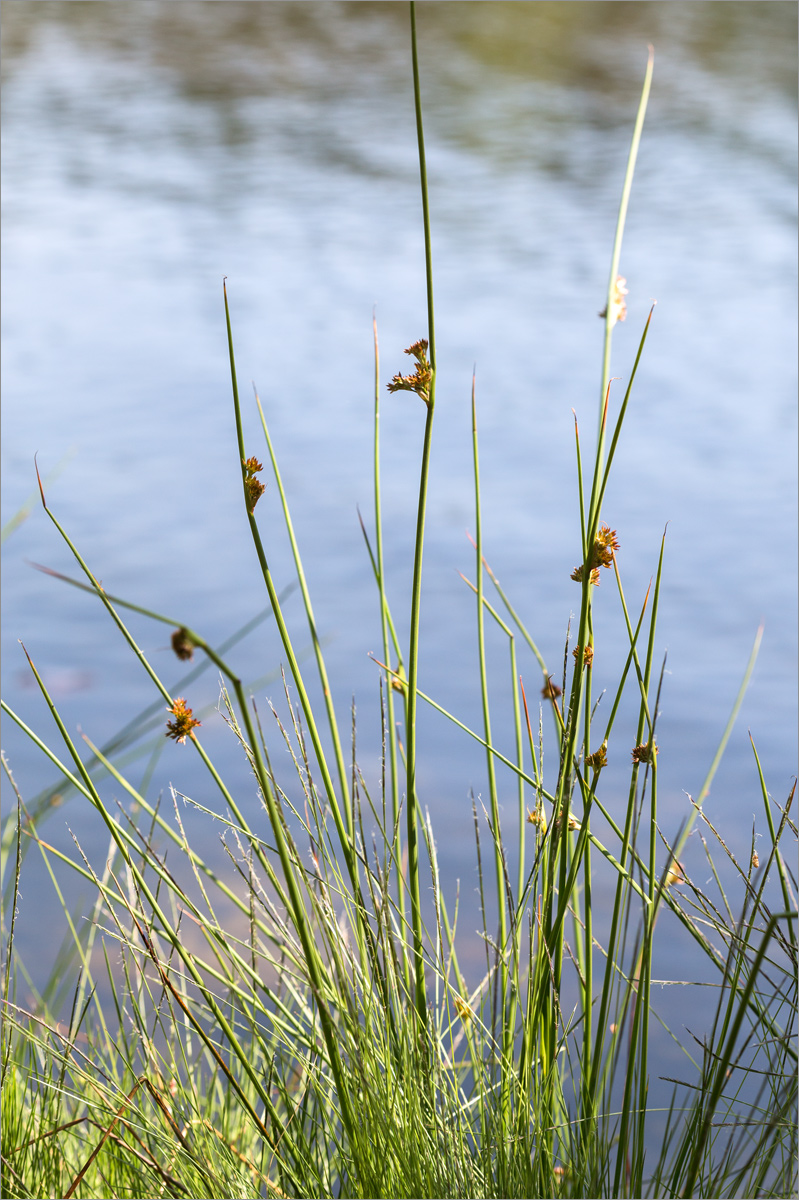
[2,7,796,1198]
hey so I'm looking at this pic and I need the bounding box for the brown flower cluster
[165,698,201,744]
[171,627,195,662]
[571,524,619,586]
[387,339,432,405]
[527,807,547,832]
[541,676,562,700]
[591,524,620,569]
[631,741,657,764]
[572,644,594,667]
[453,995,474,1022]
[585,741,607,772]
[242,456,266,514]
[570,564,601,586]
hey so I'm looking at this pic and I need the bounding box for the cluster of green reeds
[2,7,796,1198]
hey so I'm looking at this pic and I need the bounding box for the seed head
[171,627,195,662]
[242,457,266,514]
[585,741,607,772]
[664,859,685,887]
[631,741,657,764]
[453,995,474,1022]
[527,807,547,832]
[589,524,620,570]
[570,564,601,586]
[165,698,201,744]
[541,676,562,700]
[387,339,432,405]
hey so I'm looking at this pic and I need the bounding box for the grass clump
[2,7,796,1198]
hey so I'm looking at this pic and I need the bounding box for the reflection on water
[2,1,796,1060]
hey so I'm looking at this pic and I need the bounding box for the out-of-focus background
[2,1,796,1043]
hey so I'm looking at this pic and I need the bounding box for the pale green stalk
[253,388,352,836]
[372,312,409,991]
[223,283,362,904]
[405,0,437,1023]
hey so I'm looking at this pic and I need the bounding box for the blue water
[2,2,796,1076]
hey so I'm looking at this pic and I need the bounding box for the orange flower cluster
[571,524,619,586]
[242,456,266,514]
[585,741,607,772]
[165,698,201,744]
[387,339,432,405]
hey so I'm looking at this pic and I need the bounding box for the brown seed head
[245,476,266,513]
[242,456,266,513]
[387,339,432,404]
[171,628,195,662]
[585,741,607,772]
[631,741,657,764]
[571,564,601,586]
[588,524,620,570]
[541,676,562,700]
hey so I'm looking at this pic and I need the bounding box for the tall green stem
[405,0,436,1023]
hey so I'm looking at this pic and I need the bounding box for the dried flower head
[390,664,407,693]
[589,524,620,570]
[165,698,201,744]
[453,995,474,1022]
[541,676,562,700]
[387,339,432,405]
[598,275,628,327]
[751,849,760,870]
[572,644,594,667]
[527,807,547,832]
[585,741,607,772]
[664,859,685,887]
[171,627,195,662]
[242,457,266,514]
[570,564,601,586]
[631,741,657,764]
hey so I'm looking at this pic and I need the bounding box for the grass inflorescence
[2,7,796,1198]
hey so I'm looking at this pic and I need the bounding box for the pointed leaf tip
[34,454,47,510]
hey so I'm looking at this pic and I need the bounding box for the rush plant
[2,6,795,1198]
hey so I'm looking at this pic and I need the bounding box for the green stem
[373,314,410,994]
[405,0,436,1024]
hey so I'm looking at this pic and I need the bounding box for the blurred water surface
[2,1,796,1043]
